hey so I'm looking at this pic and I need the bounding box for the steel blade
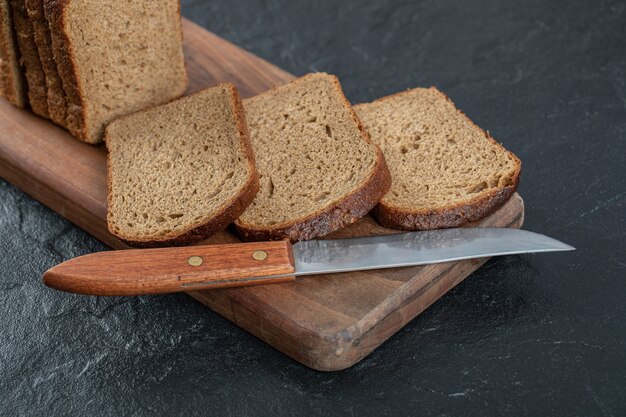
[291,228,574,276]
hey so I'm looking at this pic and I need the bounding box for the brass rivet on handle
[252,250,268,261]
[187,256,203,266]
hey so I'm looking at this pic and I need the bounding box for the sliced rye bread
[354,87,521,230]
[9,0,48,116]
[26,0,65,125]
[0,0,26,106]
[45,0,187,144]
[234,73,391,242]
[106,84,259,247]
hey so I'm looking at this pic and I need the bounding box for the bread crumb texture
[237,73,381,233]
[64,0,186,142]
[106,85,255,244]
[355,87,520,228]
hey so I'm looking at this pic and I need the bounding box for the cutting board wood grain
[0,19,524,371]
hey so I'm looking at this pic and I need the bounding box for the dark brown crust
[0,0,26,107]
[10,0,48,117]
[357,86,522,231]
[26,0,65,126]
[0,34,6,97]
[45,0,89,141]
[105,84,260,248]
[374,180,519,230]
[234,73,392,242]
[236,150,391,242]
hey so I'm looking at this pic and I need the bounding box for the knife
[43,228,574,296]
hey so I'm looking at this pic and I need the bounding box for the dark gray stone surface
[1,0,625,415]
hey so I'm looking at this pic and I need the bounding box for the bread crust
[234,73,392,242]
[10,0,48,116]
[374,178,519,230]
[358,86,522,231]
[235,150,391,242]
[0,0,26,107]
[44,0,84,138]
[105,84,260,248]
[26,0,66,125]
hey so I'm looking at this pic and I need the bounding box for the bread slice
[45,0,187,144]
[9,0,48,116]
[234,73,391,242]
[106,84,259,247]
[26,0,65,125]
[354,87,521,230]
[0,0,26,107]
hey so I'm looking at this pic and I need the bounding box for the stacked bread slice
[26,0,66,125]
[0,0,25,107]
[0,0,187,143]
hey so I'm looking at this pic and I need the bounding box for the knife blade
[43,228,574,296]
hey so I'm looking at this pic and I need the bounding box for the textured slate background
[1,0,625,415]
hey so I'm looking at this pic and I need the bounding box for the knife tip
[554,242,575,251]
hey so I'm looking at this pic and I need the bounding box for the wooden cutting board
[0,19,524,371]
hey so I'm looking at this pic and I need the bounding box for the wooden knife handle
[43,241,296,296]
